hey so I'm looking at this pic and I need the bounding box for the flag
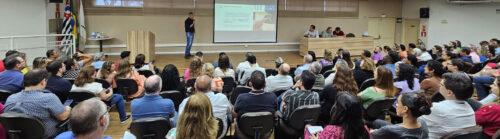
[78,0,86,51]
[60,0,78,56]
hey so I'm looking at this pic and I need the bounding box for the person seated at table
[333,27,345,37]
[304,25,319,38]
[321,27,334,38]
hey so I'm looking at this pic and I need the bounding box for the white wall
[428,0,500,47]
[402,0,428,19]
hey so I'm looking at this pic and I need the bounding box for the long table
[299,37,374,57]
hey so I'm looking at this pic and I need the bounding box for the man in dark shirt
[185,12,195,59]
[459,47,473,64]
[333,27,345,37]
[45,60,72,103]
[233,71,278,121]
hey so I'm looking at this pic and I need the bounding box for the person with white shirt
[265,63,293,92]
[419,72,476,139]
[239,55,266,85]
[236,52,258,79]
[418,47,433,62]
[177,75,232,139]
[303,25,319,38]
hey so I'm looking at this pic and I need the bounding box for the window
[93,0,143,7]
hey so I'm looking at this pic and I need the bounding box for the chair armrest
[57,118,71,128]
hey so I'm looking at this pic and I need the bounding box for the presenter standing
[185,12,195,59]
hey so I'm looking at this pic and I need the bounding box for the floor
[102,52,304,138]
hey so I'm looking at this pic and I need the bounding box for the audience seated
[45,60,72,103]
[341,50,355,69]
[214,54,235,80]
[264,63,293,92]
[324,59,349,85]
[441,51,457,68]
[184,57,202,80]
[239,55,265,85]
[167,93,218,139]
[371,92,431,138]
[419,47,433,62]
[478,77,499,105]
[160,64,186,93]
[62,58,80,79]
[133,54,156,74]
[235,52,259,77]
[476,103,500,139]
[420,60,445,100]
[46,49,59,63]
[399,45,407,59]
[201,63,223,92]
[0,55,25,93]
[409,43,421,56]
[431,45,443,60]
[383,51,400,77]
[96,61,116,85]
[4,69,71,138]
[91,52,107,70]
[394,63,420,106]
[419,72,476,139]
[305,93,370,139]
[114,51,130,71]
[319,65,359,125]
[132,75,175,124]
[319,49,334,67]
[0,50,19,73]
[54,98,111,139]
[295,54,313,75]
[71,66,130,123]
[114,60,146,98]
[280,70,320,121]
[446,58,469,74]
[468,45,482,63]
[359,66,397,109]
[353,50,375,88]
[404,54,419,71]
[373,46,383,64]
[213,52,234,69]
[32,57,48,70]
[234,71,278,121]
[178,75,231,138]
[459,47,474,64]
[73,52,93,70]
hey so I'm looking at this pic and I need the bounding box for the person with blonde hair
[32,57,48,70]
[167,93,219,139]
[202,63,223,92]
[96,61,116,85]
[319,49,334,67]
[184,57,202,80]
[114,60,145,98]
[353,50,375,88]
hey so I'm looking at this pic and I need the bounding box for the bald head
[70,98,108,137]
[304,54,313,64]
[144,75,162,94]
[279,63,290,75]
[195,75,212,93]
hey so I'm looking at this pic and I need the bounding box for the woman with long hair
[324,59,349,86]
[306,93,370,139]
[96,61,115,84]
[167,93,218,139]
[420,60,445,99]
[320,49,334,67]
[71,66,130,123]
[114,60,145,98]
[371,92,431,139]
[133,54,155,74]
[319,65,359,125]
[160,64,186,93]
[32,57,48,70]
[214,54,235,80]
[394,63,420,97]
[341,50,354,69]
[184,57,202,80]
[404,54,419,70]
[359,66,397,109]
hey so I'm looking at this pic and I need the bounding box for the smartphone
[63,99,74,106]
[307,126,323,135]
[104,87,112,94]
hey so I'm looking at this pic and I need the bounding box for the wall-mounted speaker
[420,8,429,18]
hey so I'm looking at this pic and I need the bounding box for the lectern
[127,30,155,62]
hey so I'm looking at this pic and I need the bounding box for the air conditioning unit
[448,0,492,3]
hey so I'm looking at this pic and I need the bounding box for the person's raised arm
[56,106,71,121]
[78,52,94,65]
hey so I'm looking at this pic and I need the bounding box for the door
[403,19,420,45]
[368,18,396,47]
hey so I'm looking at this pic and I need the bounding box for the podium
[127,30,155,63]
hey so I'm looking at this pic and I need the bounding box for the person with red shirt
[333,27,345,37]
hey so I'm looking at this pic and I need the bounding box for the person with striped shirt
[280,70,320,121]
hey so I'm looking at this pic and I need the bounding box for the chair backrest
[441,125,482,139]
[322,70,334,78]
[66,78,75,85]
[230,86,252,105]
[238,112,274,138]
[0,113,45,139]
[95,78,110,89]
[492,128,500,139]
[287,104,321,130]
[159,90,187,111]
[221,77,236,94]
[130,117,171,139]
[0,89,13,104]
[138,70,154,78]
[365,97,396,119]
[273,89,288,97]
[359,78,376,91]
[116,79,139,98]
[185,78,197,94]
[216,117,224,139]
[320,65,334,74]
[68,91,98,107]
[265,69,277,77]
